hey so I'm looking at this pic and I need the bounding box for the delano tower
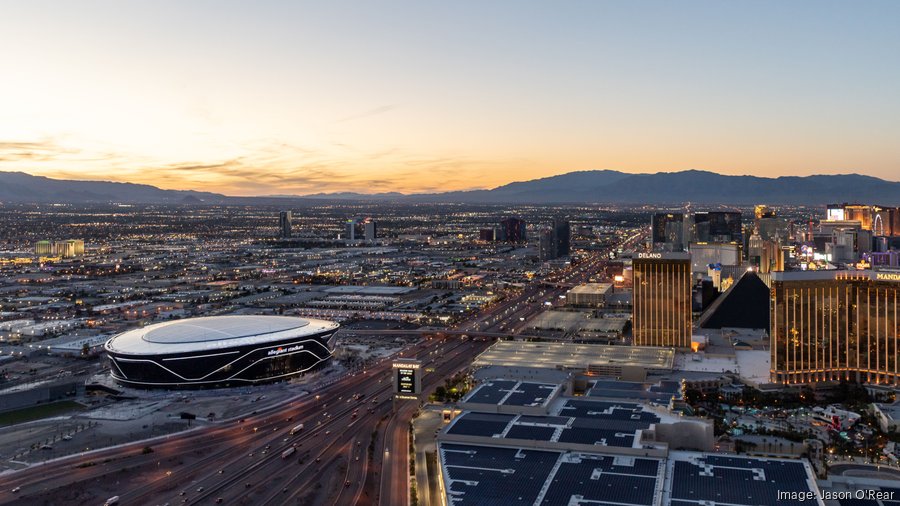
[632,252,692,348]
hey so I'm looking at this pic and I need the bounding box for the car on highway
[11,487,20,493]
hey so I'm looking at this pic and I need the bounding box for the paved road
[0,336,486,506]
[0,235,643,505]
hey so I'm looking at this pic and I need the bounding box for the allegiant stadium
[104,315,338,389]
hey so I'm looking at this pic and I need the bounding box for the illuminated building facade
[498,217,527,244]
[827,203,900,236]
[754,205,775,220]
[34,240,52,256]
[651,212,685,252]
[771,270,900,386]
[843,204,874,230]
[690,211,743,244]
[632,252,692,348]
[34,239,85,257]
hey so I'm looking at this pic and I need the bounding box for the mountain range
[1,169,898,205]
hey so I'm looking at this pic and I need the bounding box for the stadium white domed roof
[105,315,339,355]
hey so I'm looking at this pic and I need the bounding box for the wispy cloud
[1,135,520,195]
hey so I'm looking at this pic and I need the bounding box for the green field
[0,400,84,426]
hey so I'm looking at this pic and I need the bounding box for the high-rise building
[36,239,84,257]
[478,228,496,242]
[345,218,358,241]
[54,239,84,258]
[748,229,764,267]
[689,243,742,273]
[844,204,874,230]
[874,206,900,237]
[756,217,792,242]
[553,219,570,257]
[364,219,377,242]
[690,211,743,244]
[538,219,571,260]
[632,252,692,348]
[651,212,685,252]
[770,270,900,386]
[826,204,846,221]
[538,229,555,261]
[499,217,527,244]
[34,240,52,256]
[279,211,292,238]
[827,203,900,236]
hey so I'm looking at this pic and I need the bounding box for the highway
[0,233,645,505]
[0,335,486,506]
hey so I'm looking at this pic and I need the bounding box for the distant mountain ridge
[0,171,224,204]
[1,169,898,205]
[304,169,900,205]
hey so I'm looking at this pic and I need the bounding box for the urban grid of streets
[0,231,636,506]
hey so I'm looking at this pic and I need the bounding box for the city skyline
[3,2,900,503]
[3,1,900,195]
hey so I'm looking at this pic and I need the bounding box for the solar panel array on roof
[559,399,660,424]
[446,399,662,448]
[465,380,518,404]
[441,443,560,506]
[593,379,645,391]
[503,382,558,407]
[837,499,879,506]
[540,454,663,506]
[670,455,815,506]
[446,412,516,437]
[463,379,558,407]
[440,443,665,506]
[517,415,570,425]
[440,443,824,506]
[588,379,681,404]
[505,425,556,441]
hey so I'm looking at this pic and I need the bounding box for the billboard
[396,367,416,394]
[392,359,422,397]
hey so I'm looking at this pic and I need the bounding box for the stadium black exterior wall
[106,330,337,389]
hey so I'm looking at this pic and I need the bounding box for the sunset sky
[2,1,899,195]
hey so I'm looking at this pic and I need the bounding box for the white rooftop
[105,315,338,355]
